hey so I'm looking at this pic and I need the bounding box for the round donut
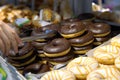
[93,45,120,65]
[40,69,76,80]
[90,23,111,37]
[87,66,120,80]
[60,21,86,38]
[73,43,93,54]
[31,28,56,42]
[45,52,74,65]
[23,62,50,75]
[43,38,71,57]
[69,30,94,47]
[66,57,99,80]
[93,35,110,46]
[115,56,120,70]
[111,37,120,48]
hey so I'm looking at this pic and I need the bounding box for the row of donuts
[40,36,120,80]
[7,19,111,76]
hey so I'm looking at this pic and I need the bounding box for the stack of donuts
[43,38,74,65]
[40,36,120,80]
[59,20,94,55]
[82,21,111,46]
[7,43,36,70]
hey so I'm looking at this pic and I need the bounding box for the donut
[69,30,94,47]
[23,62,50,75]
[43,38,71,57]
[31,28,57,42]
[93,45,120,65]
[115,56,120,70]
[87,66,120,80]
[60,21,86,38]
[93,35,110,46]
[40,69,76,80]
[73,43,93,54]
[8,43,36,68]
[66,57,99,80]
[111,37,120,47]
[8,43,34,61]
[45,52,74,65]
[89,23,111,37]
[37,50,46,57]
[32,41,47,49]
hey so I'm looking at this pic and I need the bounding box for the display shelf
[0,52,27,80]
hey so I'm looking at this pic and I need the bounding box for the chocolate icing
[73,43,93,51]
[43,52,74,63]
[60,21,86,34]
[69,31,94,45]
[32,41,47,49]
[23,63,50,75]
[43,38,70,54]
[90,23,111,35]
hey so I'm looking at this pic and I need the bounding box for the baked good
[89,23,111,37]
[23,62,50,75]
[72,43,93,54]
[93,45,120,65]
[67,56,99,80]
[111,37,120,48]
[93,35,110,46]
[115,56,120,70]
[8,43,36,69]
[43,52,74,65]
[43,38,71,57]
[60,21,86,38]
[69,30,94,47]
[40,69,76,80]
[87,66,120,80]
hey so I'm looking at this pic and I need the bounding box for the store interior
[0,0,120,80]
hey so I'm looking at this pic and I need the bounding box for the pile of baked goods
[2,4,120,80]
[39,34,120,80]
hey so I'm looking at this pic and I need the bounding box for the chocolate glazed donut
[90,23,111,37]
[43,38,71,57]
[60,21,86,38]
[69,31,94,47]
[23,63,50,75]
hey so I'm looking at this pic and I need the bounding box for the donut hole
[69,24,76,29]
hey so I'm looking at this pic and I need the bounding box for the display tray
[86,33,120,57]
[0,53,27,80]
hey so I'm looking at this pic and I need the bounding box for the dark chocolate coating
[43,38,70,54]
[23,63,50,75]
[69,31,94,45]
[32,41,47,49]
[90,23,111,35]
[60,21,86,34]
[95,35,110,42]
[45,52,74,63]
[9,43,33,58]
[73,43,93,51]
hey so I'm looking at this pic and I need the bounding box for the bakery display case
[0,0,120,80]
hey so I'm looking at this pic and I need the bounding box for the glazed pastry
[43,38,71,57]
[69,30,94,47]
[87,66,120,80]
[73,43,93,54]
[23,62,50,75]
[60,21,86,38]
[67,56,99,80]
[45,52,74,65]
[40,69,76,80]
[93,45,120,65]
[89,23,111,37]
[115,56,120,70]
[111,37,120,48]
[8,43,36,68]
